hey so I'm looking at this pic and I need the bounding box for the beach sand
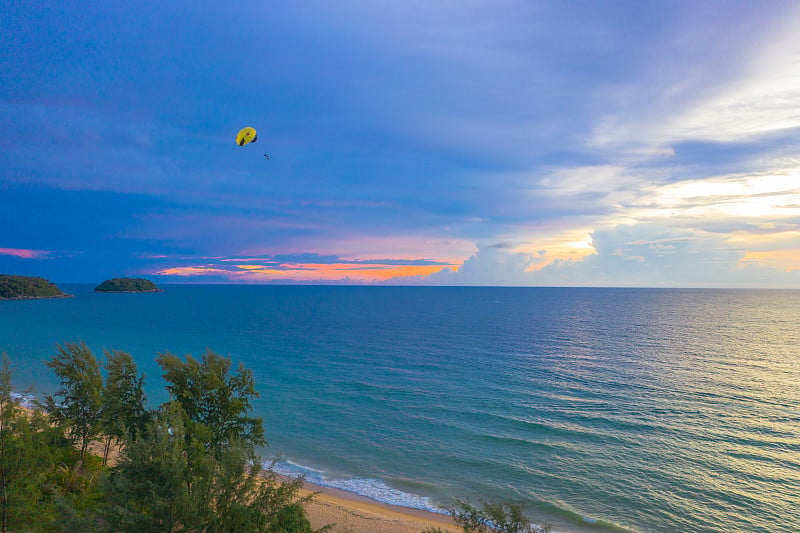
[297,479,461,533]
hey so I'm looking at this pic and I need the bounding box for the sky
[2,1,800,287]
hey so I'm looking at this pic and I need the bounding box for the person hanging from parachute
[236,126,270,159]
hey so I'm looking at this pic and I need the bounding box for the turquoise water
[2,286,798,532]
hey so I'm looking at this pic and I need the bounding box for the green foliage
[0,353,33,533]
[94,278,160,293]
[0,274,66,300]
[481,501,549,533]
[0,405,57,532]
[44,342,104,462]
[450,499,489,533]
[103,392,317,532]
[1,355,105,532]
[202,446,317,533]
[100,350,149,464]
[157,350,265,455]
[270,503,316,533]
[4,347,327,533]
[102,402,201,532]
[49,455,107,532]
[447,499,552,533]
[233,463,320,533]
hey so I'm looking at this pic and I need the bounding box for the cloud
[0,247,52,259]
[586,4,800,161]
[661,15,800,144]
[393,244,540,286]
[150,251,458,283]
[391,224,800,287]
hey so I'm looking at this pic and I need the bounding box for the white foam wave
[269,459,445,514]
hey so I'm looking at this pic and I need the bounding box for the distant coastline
[93,288,163,293]
[0,293,74,300]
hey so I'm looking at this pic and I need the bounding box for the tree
[0,354,27,533]
[103,402,319,533]
[100,350,148,464]
[0,355,63,532]
[481,501,549,533]
[156,350,265,455]
[102,402,201,532]
[450,499,489,533]
[4,347,326,532]
[445,499,552,533]
[44,342,103,462]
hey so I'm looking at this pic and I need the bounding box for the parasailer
[236,127,257,146]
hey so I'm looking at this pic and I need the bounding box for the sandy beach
[297,479,460,533]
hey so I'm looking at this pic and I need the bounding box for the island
[0,274,70,300]
[94,277,162,293]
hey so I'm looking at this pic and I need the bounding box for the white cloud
[421,244,539,286]
[631,167,800,217]
[394,224,800,287]
[537,165,639,196]
[586,4,800,155]
[663,11,800,143]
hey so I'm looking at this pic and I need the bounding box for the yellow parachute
[236,127,257,146]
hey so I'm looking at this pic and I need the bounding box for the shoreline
[93,290,163,294]
[0,293,73,300]
[275,464,597,533]
[293,476,461,533]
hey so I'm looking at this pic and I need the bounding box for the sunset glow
[157,261,453,283]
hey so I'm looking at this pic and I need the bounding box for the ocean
[1,285,798,532]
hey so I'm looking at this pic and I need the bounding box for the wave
[268,459,446,514]
[267,458,629,533]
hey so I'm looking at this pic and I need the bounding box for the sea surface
[2,285,798,532]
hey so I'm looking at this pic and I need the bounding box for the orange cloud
[156,266,240,277]
[513,229,597,271]
[156,261,451,282]
[741,250,800,272]
[234,263,448,282]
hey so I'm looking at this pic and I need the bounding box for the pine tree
[156,350,265,455]
[0,354,23,533]
[102,401,203,532]
[100,350,148,464]
[102,400,318,532]
[446,499,552,533]
[0,355,59,532]
[44,342,103,462]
